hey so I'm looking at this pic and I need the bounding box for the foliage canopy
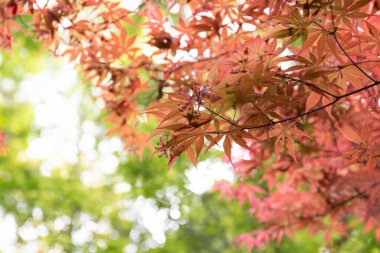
[1,0,380,250]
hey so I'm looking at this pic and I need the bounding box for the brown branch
[300,180,380,220]
[313,21,329,32]
[204,80,380,135]
[64,1,146,33]
[263,180,380,234]
[281,56,380,70]
[252,101,273,123]
[341,60,380,67]
[277,74,338,98]
[203,105,242,128]
[129,52,234,75]
[333,34,376,82]
[168,51,234,73]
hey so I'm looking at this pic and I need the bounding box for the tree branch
[203,105,242,128]
[204,80,380,135]
[168,51,234,73]
[301,180,380,220]
[333,34,376,82]
[277,74,338,98]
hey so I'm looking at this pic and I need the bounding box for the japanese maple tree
[1,0,380,250]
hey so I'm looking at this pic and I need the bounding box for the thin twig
[203,105,242,128]
[277,74,338,98]
[204,80,380,135]
[301,180,380,220]
[252,101,273,123]
[168,51,234,73]
[333,34,376,82]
